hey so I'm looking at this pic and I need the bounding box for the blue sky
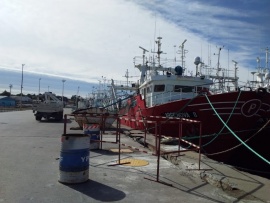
[0,0,269,96]
[134,0,270,61]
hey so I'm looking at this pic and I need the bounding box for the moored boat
[115,37,270,168]
[72,88,118,129]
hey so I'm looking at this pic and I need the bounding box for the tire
[35,115,42,121]
[55,112,63,121]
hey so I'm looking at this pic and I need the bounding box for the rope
[205,119,270,156]
[204,94,270,165]
[201,90,242,147]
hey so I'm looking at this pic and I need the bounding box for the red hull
[120,91,270,162]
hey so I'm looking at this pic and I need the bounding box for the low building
[11,96,33,107]
[0,96,16,107]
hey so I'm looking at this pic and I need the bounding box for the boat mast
[124,69,130,87]
[214,46,224,91]
[156,37,162,68]
[139,46,149,66]
[216,46,223,74]
[264,47,269,87]
[151,37,166,73]
[138,46,149,84]
[179,39,187,74]
[232,60,238,90]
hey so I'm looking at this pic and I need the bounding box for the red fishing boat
[113,38,270,167]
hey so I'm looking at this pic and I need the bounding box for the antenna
[182,39,187,46]
[139,46,149,66]
[123,69,138,87]
[232,60,238,65]
[232,60,238,90]
[179,39,187,69]
[213,46,224,90]
[139,46,149,53]
[214,45,224,71]
[151,37,166,67]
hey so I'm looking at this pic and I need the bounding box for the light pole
[9,84,13,96]
[38,78,41,100]
[20,64,25,109]
[75,86,80,108]
[62,79,66,106]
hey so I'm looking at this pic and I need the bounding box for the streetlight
[20,64,25,109]
[75,86,80,108]
[62,79,66,106]
[38,78,41,100]
[9,84,13,96]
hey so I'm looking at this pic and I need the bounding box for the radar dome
[194,57,201,65]
[175,66,183,75]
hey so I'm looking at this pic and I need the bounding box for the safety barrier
[64,113,206,186]
[121,115,205,185]
[64,113,125,166]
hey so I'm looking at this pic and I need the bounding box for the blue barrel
[83,124,100,150]
[59,134,90,184]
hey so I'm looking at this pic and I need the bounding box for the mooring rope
[200,90,242,147]
[205,119,270,156]
[204,94,270,165]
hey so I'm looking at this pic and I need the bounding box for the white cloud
[0,0,268,89]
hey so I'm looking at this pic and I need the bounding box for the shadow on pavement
[67,179,126,202]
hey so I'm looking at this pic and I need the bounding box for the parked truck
[32,92,63,121]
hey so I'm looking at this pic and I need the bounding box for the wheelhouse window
[154,84,165,92]
[174,85,193,92]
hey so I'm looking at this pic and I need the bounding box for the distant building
[11,96,33,107]
[0,96,16,107]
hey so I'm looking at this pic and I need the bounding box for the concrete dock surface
[0,109,269,203]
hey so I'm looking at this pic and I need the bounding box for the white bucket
[59,169,89,184]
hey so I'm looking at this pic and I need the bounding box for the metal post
[62,79,66,106]
[156,121,161,182]
[155,122,158,155]
[144,123,147,147]
[118,116,121,164]
[38,78,41,100]
[100,117,103,149]
[20,64,25,110]
[9,84,12,96]
[198,122,202,170]
[178,120,182,156]
[63,114,67,135]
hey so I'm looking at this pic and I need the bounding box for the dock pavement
[0,108,269,202]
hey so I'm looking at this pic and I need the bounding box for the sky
[0,0,269,97]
